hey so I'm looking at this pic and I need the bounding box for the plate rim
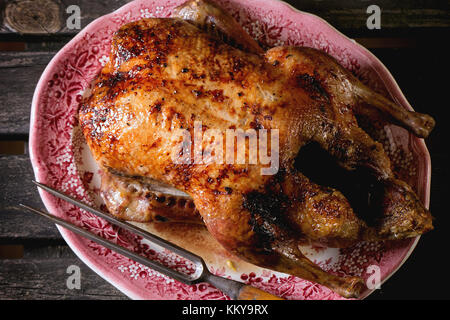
[29,0,432,300]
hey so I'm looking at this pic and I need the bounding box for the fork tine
[29,181,285,300]
[19,204,198,285]
[32,180,205,269]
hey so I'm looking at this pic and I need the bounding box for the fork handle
[237,285,284,300]
[205,272,284,300]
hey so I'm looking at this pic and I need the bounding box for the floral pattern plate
[29,0,431,300]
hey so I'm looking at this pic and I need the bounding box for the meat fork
[20,181,283,300]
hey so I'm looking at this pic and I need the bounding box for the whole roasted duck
[79,0,434,298]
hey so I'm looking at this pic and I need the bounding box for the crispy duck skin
[100,170,201,223]
[79,0,434,298]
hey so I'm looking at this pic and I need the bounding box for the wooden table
[1,0,449,300]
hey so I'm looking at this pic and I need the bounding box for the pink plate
[29,0,431,300]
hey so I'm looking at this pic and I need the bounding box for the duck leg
[310,121,432,238]
[173,0,264,54]
[262,46,433,238]
[352,80,435,138]
[260,222,365,298]
[100,167,366,297]
[192,181,365,298]
[265,46,435,138]
[315,124,432,238]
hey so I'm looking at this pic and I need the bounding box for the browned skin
[79,1,434,298]
[100,170,201,223]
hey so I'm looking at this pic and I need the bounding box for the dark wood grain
[2,0,62,34]
[0,154,124,299]
[0,245,127,299]
[0,0,448,39]
[0,154,62,240]
[0,51,55,136]
[0,0,134,36]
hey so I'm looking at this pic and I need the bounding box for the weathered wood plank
[22,243,73,258]
[0,0,134,35]
[0,206,62,241]
[0,51,55,136]
[0,246,127,299]
[2,0,62,34]
[0,0,448,38]
[0,154,62,240]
